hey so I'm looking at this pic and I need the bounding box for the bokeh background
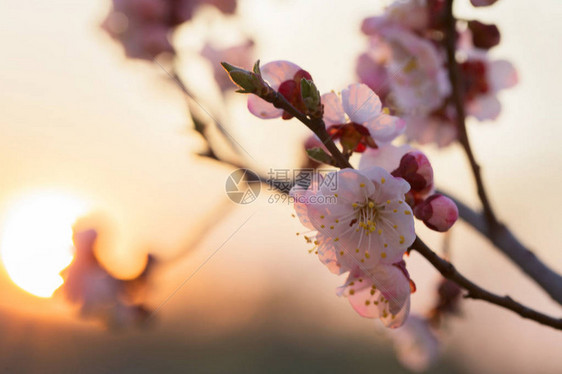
[1,0,561,373]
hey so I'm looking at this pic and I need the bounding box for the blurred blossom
[356,0,517,146]
[59,229,154,329]
[459,30,518,121]
[102,0,238,59]
[201,39,255,92]
[390,315,440,372]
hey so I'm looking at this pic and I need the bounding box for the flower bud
[300,78,322,118]
[414,194,458,232]
[221,61,267,94]
[392,151,434,204]
[470,0,499,7]
[468,20,500,50]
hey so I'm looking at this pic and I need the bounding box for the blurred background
[1,0,561,373]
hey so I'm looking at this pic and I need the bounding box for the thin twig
[443,0,497,225]
[412,237,562,330]
[438,190,562,305]
[265,90,353,169]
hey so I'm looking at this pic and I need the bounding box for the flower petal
[466,94,501,121]
[488,59,518,91]
[358,144,412,172]
[321,92,346,126]
[365,113,406,143]
[247,95,283,119]
[260,60,301,89]
[341,83,382,123]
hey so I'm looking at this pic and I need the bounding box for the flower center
[352,198,384,234]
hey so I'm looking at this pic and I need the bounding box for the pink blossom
[458,30,518,121]
[462,56,518,121]
[247,61,312,120]
[404,110,458,147]
[362,0,430,34]
[322,84,405,152]
[338,261,414,328]
[381,28,451,115]
[60,229,153,329]
[102,0,238,60]
[291,167,416,271]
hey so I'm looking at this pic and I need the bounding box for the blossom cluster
[235,60,458,328]
[102,0,237,59]
[357,0,517,147]
[59,229,154,329]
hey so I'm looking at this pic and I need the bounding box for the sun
[1,192,88,298]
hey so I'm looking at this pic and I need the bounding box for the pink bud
[392,151,434,202]
[414,194,458,232]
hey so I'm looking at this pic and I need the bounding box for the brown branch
[442,1,562,306]
[412,237,562,330]
[266,91,353,169]
[438,190,562,305]
[443,0,497,225]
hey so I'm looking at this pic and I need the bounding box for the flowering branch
[442,0,562,306]
[412,237,562,330]
[220,60,561,330]
[443,0,497,225]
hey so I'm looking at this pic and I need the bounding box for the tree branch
[266,90,353,169]
[438,190,562,305]
[441,0,562,306]
[443,0,497,225]
[412,237,562,330]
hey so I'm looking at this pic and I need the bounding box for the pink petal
[341,83,382,124]
[247,95,283,119]
[358,144,412,172]
[365,113,406,143]
[321,92,346,126]
[466,94,501,121]
[260,60,302,90]
[488,59,518,91]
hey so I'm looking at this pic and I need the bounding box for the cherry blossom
[247,61,313,120]
[102,0,238,59]
[337,261,415,328]
[322,83,405,153]
[291,167,416,271]
[376,27,451,115]
[461,53,518,121]
[60,229,153,329]
[361,0,431,35]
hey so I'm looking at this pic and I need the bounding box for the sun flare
[1,192,88,298]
